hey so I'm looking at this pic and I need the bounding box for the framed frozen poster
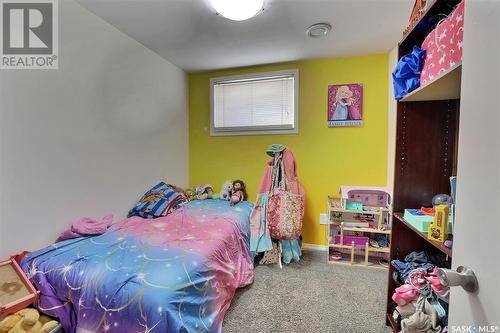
[327,83,363,127]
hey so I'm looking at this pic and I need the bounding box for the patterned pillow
[128,182,188,218]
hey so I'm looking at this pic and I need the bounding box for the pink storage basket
[334,235,369,248]
[421,0,464,85]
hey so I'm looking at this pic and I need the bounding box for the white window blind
[210,70,298,135]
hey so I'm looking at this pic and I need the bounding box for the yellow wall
[189,54,389,246]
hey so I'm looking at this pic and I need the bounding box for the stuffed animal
[184,188,197,201]
[230,180,248,206]
[195,184,213,200]
[0,312,22,333]
[219,181,233,201]
[0,308,59,333]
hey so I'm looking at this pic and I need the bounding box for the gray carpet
[223,250,392,333]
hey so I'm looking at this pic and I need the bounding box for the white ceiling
[76,0,414,72]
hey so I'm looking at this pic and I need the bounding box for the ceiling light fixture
[210,0,265,21]
[306,23,332,38]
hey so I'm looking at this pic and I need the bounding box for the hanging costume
[250,145,305,264]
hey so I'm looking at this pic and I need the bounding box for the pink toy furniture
[340,185,392,208]
[328,186,392,270]
[0,258,39,320]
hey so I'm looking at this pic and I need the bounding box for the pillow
[128,182,188,218]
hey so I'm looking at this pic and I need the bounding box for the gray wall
[0,0,188,257]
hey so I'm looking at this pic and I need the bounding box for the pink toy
[392,284,419,306]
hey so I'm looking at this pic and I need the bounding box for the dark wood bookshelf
[387,314,399,332]
[386,0,461,330]
[392,99,459,212]
[393,213,452,258]
[399,0,462,55]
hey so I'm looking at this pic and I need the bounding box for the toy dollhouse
[327,186,392,270]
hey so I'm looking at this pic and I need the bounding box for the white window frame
[210,69,299,136]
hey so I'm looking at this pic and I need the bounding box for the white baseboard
[302,243,328,252]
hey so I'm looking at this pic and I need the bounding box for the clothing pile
[369,234,389,248]
[57,214,113,241]
[391,251,450,333]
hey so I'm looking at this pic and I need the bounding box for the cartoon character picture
[332,85,353,121]
[328,83,363,127]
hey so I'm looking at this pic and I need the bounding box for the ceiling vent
[306,23,332,38]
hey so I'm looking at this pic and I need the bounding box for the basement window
[210,69,299,136]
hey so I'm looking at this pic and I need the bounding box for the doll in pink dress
[230,180,248,206]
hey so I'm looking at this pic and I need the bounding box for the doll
[230,180,248,206]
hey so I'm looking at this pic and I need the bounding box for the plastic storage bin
[334,235,369,248]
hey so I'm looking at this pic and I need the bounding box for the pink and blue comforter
[20,200,254,333]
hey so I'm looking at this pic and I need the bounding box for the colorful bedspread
[20,200,254,333]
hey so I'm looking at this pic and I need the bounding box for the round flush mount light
[210,0,265,21]
[306,23,332,38]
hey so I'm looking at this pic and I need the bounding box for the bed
[20,200,254,333]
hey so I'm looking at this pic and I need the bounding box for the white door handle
[437,266,479,293]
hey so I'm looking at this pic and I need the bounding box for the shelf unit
[327,197,391,270]
[400,63,462,102]
[393,213,452,257]
[386,0,462,330]
[387,314,399,333]
[399,0,463,55]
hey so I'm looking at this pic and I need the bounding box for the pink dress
[231,190,245,201]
